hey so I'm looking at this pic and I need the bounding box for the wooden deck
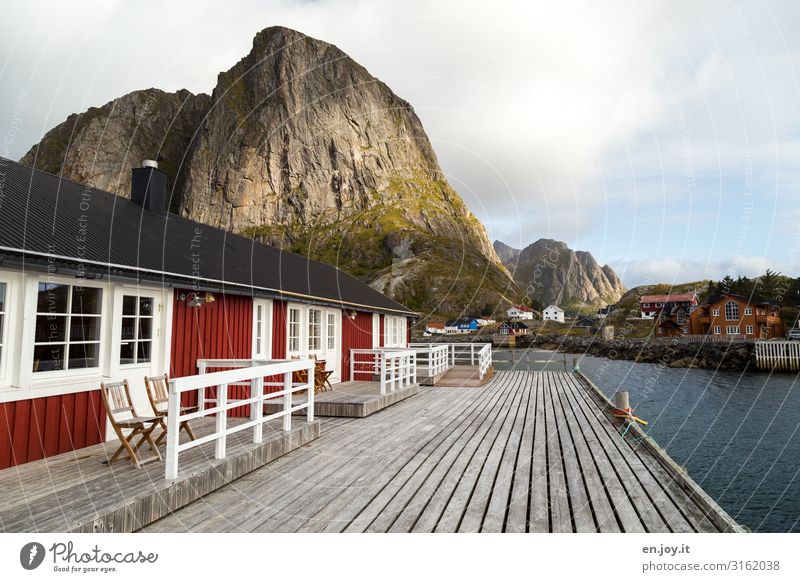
[265,380,422,418]
[143,371,742,533]
[0,417,319,533]
[435,365,494,387]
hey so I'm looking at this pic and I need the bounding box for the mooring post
[614,390,630,412]
[572,357,580,373]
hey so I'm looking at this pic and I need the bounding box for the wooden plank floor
[264,380,422,417]
[143,371,741,533]
[436,365,494,387]
[0,417,319,533]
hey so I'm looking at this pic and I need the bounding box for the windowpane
[70,316,101,342]
[138,318,153,340]
[34,344,66,371]
[37,283,68,313]
[122,295,137,316]
[68,342,99,369]
[35,315,67,343]
[71,287,102,314]
[120,341,136,365]
[139,297,153,316]
[289,308,301,353]
[121,317,136,341]
[308,309,321,351]
[725,301,739,321]
[0,282,5,311]
[137,341,152,363]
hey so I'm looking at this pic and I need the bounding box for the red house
[0,158,415,470]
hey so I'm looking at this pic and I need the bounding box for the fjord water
[496,350,800,532]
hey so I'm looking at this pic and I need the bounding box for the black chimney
[131,159,167,215]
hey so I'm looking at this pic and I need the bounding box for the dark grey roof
[0,158,414,316]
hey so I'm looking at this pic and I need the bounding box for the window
[712,308,720,316]
[288,307,301,353]
[746,325,754,335]
[0,283,5,366]
[726,325,740,335]
[713,326,721,335]
[252,300,272,358]
[642,303,650,308]
[385,316,406,347]
[120,295,153,365]
[744,307,753,316]
[677,311,687,325]
[308,309,322,351]
[33,283,102,372]
[327,312,336,350]
[725,301,739,321]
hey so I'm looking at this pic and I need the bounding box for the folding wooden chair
[144,374,197,446]
[100,380,163,469]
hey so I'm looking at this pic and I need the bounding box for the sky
[1,0,799,288]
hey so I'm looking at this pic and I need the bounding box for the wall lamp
[347,310,358,320]
[178,291,216,308]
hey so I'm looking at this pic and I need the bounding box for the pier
[0,370,742,533]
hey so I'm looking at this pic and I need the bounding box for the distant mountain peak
[493,239,626,309]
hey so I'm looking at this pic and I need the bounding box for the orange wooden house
[688,293,783,340]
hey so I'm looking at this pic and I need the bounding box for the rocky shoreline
[529,335,756,371]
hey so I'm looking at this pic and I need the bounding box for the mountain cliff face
[494,239,625,309]
[21,26,516,316]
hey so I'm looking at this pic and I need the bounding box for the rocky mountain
[493,238,626,309]
[21,26,516,316]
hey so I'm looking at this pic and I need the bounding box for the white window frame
[119,293,157,367]
[712,308,720,317]
[746,325,754,335]
[725,301,739,321]
[308,308,322,353]
[0,277,11,387]
[31,280,104,377]
[252,299,273,359]
[726,325,740,335]
[744,307,753,316]
[384,316,407,348]
[288,305,303,355]
[713,326,721,335]
[327,311,336,351]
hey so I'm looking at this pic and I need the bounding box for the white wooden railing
[165,359,314,479]
[349,349,417,394]
[755,340,800,371]
[411,344,450,379]
[409,343,493,380]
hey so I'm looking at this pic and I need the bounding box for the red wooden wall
[170,290,253,415]
[341,311,375,381]
[272,300,287,359]
[0,391,106,470]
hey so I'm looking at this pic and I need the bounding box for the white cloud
[611,255,794,288]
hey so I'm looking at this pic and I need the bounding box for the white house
[506,305,534,321]
[542,305,565,323]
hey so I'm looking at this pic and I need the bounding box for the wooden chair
[144,374,198,446]
[100,380,162,469]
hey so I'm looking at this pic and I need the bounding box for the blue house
[445,316,480,334]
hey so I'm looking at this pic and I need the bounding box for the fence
[409,343,493,380]
[165,359,314,479]
[410,344,450,379]
[754,340,800,371]
[349,349,417,394]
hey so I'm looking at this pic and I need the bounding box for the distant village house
[506,305,535,321]
[542,305,565,323]
[498,321,529,336]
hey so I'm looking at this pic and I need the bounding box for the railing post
[471,343,475,365]
[307,362,315,423]
[283,371,292,431]
[215,383,228,459]
[252,377,263,444]
[380,352,387,394]
[350,350,355,382]
[165,380,180,479]
[412,352,417,385]
[198,361,207,411]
